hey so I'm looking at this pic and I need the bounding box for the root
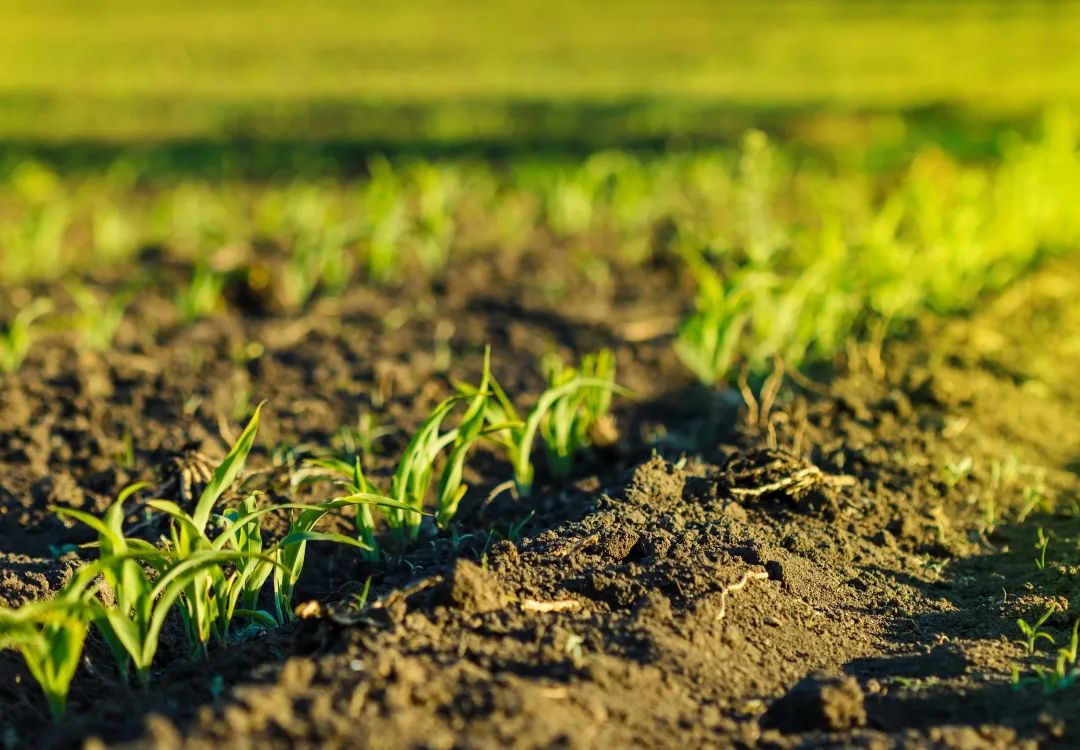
[521,598,582,613]
[715,570,771,621]
[729,465,825,498]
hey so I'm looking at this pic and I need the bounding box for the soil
[1,244,1079,749]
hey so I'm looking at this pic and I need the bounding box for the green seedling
[942,456,975,487]
[144,404,274,652]
[539,348,621,478]
[1059,618,1080,666]
[0,297,53,374]
[270,495,393,621]
[464,353,622,498]
[309,352,497,549]
[1017,606,1056,655]
[1034,527,1050,570]
[65,280,132,352]
[176,260,226,323]
[351,577,373,611]
[0,565,100,719]
[675,252,749,386]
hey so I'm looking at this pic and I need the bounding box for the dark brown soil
[1,247,1079,750]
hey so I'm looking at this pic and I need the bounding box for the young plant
[0,297,53,374]
[309,352,497,548]
[361,352,493,541]
[144,403,271,653]
[1034,527,1050,570]
[1017,607,1057,655]
[538,348,620,478]
[675,252,749,386]
[175,260,226,323]
[270,496,386,621]
[0,565,100,719]
[468,353,622,497]
[1059,618,1080,666]
[65,281,132,353]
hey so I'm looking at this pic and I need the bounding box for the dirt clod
[763,672,867,732]
[439,559,506,613]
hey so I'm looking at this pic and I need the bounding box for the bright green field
[2,1,1079,142]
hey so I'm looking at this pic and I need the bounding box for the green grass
[1,1,1078,142]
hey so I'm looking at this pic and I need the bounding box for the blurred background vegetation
[1,0,1078,149]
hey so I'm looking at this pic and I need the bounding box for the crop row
[4,113,1080,386]
[0,347,620,717]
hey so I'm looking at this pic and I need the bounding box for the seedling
[942,457,975,487]
[65,280,132,353]
[675,252,749,386]
[0,297,53,374]
[175,261,226,323]
[308,353,505,553]
[468,351,623,497]
[1034,527,1050,570]
[1017,606,1056,655]
[1017,481,1050,523]
[539,349,620,479]
[0,565,100,719]
[1060,618,1080,666]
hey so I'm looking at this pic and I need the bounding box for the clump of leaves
[1017,606,1057,655]
[468,349,624,497]
[0,297,53,374]
[65,280,132,352]
[0,566,100,719]
[674,252,749,386]
[313,351,495,551]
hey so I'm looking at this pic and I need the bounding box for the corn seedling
[65,281,132,353]
[538,348,621,478]
[309,353,497,550]
[468,353,622,497]
[367,357,493,540]
[270,495,393,621]
[675,252,750,386]
[175,260,225,323]
[1034,527,1050,570]
[143,404,274,652]
[0,565,101,719]
[0,297,53,374]
[1017,607,1056,655]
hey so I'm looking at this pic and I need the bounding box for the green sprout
[65,280,132,353]
[309,351,498,552]
[1034,527,1050,570]
[674,252,749,386]
[0,566,100,719]
[1017,606,1057,655]
[0,297,53,374]
[175,260,226,323]
[539,348,621,478]
[468,351,623,497]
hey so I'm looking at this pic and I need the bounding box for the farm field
[2,3,1080,749]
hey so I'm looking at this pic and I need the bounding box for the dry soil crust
[2,254,1079,749]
